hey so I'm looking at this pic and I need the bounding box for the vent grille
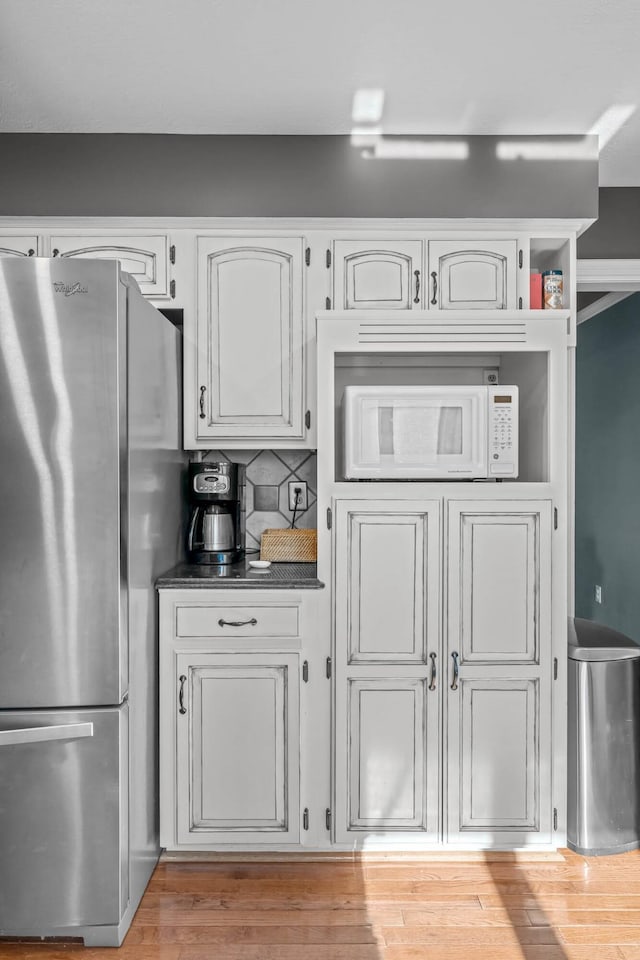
[358,322,527,345]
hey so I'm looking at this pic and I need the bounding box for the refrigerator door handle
[0,722,94,747]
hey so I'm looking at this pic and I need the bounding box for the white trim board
[577,292,633,325]
[577,259,640,291]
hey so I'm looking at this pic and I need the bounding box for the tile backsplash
[203,450,317,551]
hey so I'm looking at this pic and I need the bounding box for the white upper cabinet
[0,236,38,257]
[193,236,306,444]
[428,240,518,309]
[330,237,520,312]
[332,240,424,309]
[49,234,172,299]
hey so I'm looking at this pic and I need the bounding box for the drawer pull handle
[199,385,206,419]
[178,674,187,715]
[430,271,438,305]
[413,269,421,304]
[217,617,258,628]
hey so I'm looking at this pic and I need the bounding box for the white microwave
[343,384,518,480]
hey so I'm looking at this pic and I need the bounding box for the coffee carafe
[186,461,246,564]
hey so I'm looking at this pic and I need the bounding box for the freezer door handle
[0,721,94,747]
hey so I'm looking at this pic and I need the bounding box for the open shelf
[332,350,549,484]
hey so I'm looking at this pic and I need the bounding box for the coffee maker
[186,461,246,564]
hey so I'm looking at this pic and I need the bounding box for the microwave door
[389,396,486,478]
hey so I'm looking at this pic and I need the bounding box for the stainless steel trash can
[568,617,640,855]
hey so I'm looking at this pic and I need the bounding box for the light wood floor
[5,849,640,958]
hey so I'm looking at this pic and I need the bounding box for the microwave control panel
[488,385,518,477]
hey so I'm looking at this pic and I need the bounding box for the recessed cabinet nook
[0,216,581,852]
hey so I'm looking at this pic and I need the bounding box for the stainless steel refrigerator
[0,258,185,945]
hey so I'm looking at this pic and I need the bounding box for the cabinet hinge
[305,246,311,266]
[303,807,310,830]
[554,507,558,530]
[519,249,523,269]
[302,660,309,683]
[553,807,558,831]
[554,657,558,680]
[326,296,332,309]
[325,808,332,831]
[326,656,332,679]
[305,410,311,430]
[170,279,176,300]
[326,248,331,268]
[326,506,332,530]
[169,244,176,264]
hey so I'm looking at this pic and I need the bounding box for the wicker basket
[260,528,317,563]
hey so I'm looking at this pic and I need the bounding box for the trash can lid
[568,617,640,661]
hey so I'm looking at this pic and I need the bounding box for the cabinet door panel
[429,240,517,309]
[456,678,539,830]
[335,499,440,664]
[0,237,38,257]
[196,238,304,440]
[347,678,427,830]
[448,502,551,664]
[333,241,423,309]
[49,235,169,297]
[176,653,300,844]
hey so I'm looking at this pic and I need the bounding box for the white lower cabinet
[159,589,324,851]
[175,652,300,844]
[333,499,440,842]
[445,499,553,845]
[333,495,554,847]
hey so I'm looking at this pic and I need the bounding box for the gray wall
[577,188,640,259]
[575,293,640,640]
[0,134,598,220]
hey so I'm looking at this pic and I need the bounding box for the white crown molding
[0,215,594,236]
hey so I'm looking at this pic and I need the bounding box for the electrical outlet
[483,369,499,385]
[595,584,602,604]
[288,480,308,511]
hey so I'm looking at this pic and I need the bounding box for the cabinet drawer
[175,604,300,639]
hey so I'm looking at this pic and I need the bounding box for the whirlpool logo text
[53,282,89,296]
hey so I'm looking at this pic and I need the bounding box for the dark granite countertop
[156,560,324,589]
